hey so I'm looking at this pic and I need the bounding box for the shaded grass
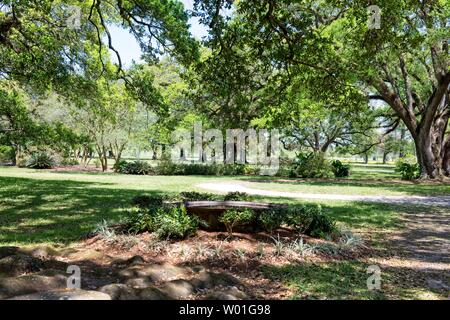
[0,169,418,246]
[260,260,448,300]
[261,261,387,300]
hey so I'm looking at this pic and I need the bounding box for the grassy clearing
[0,166,448,300]
[0,166,428,246]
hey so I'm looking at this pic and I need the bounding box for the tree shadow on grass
[0,176,176,245]
[260,260,449,299]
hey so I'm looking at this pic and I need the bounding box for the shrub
[331,160,350,178]
[223,191,251,201]
[243,165,260,175]
[257,207,286,233]
[60,158,79,166]
[152,205,204,239]
[222,164,246,175]
[26,152,55,169]
[125,204,204,239]
[131,194,165,208]
[219,208,255,237]
[395,159,420,180]
[113,160,128,173]
[125,207,155,234]
[123,160,153,175]
[181,163,219,175]
[0,146,14,164]
[179,191,220,201]
[285,204,336,238]
[290,152,333,178]
[154,156,182,175]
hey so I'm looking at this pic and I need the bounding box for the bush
[0,146,14,164]
[125,204,204,239]
[26,152,56,169]
[285,204,336,237]
[290,152,333,178]
[60,158,79,166]
[395,159,420,180]
[152,205,204,239]
[125,207,156,234]
[179,191,220,201]
[331,160,350,178]
[131,194,165,208]
[123,160,153,175]
[222,164,246,175]
[223,191,251,201]
[113,160,128,173]
[257,207,286,233]
[219,208,255,236]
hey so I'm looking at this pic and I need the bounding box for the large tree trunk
[442,137,450,176]
[382,151,388,164]
[373,71,450,179]
[413,118,449,179]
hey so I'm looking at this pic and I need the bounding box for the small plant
[395,159,420,180]
[256,243,265,258]
[194,243,209,259]
[271,234,285,256]
[288,237,315,257]
[219,208,255,237]
[339,230,364,248]
[94,158,101,168]
[116,234,140,249]
[93,219,117,241]
[26,152,55,169]
[211,242,225,258]
[223,191,251,201]
[178,244,193,261]
[331,160,350,178]
[234,248,247,263]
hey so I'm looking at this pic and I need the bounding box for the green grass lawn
[1,166,448,300]
[0,166,440,245]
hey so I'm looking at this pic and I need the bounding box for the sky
[108,0,208,67]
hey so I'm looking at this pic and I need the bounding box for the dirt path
[372,208,450,298]
[197,182,450,206]
[198,181,450,298]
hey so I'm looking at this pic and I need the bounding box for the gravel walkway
[197,182,450,207]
